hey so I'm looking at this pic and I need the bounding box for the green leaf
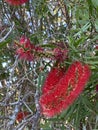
[38,72,45,88]
[74,22,91,37]
[92,0,98,8]
[87,0,93,15]
[95,19,98,32]
[0,38,11,49]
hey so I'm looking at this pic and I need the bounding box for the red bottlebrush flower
[19,36,34,49]
[53,47,68,62]
[16,111,30,122]
[42,67,66,94]
[16,48,34,61]
[5,0,28,6]
[16,36,44,61]
[16,36,34,61]
[39,61,91,117]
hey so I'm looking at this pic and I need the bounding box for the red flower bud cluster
[16,36,43,61]
[16,111,30,122]
[96,84,98,92]
[39,61,91,117]
[5,0,28,5]
[95,45,98,50]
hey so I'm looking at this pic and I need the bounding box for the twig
[0,22,14,43]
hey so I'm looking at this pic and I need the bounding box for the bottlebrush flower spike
[19,36,34,49]
[16,36,34,61]
[16,111,30,122]
[16,48,34,61]
[16,36,44,61]
[39,61,91,117]
[42,67,66,94]
[5,0,28,6]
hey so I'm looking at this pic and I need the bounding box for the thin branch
[0,22,14,43]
